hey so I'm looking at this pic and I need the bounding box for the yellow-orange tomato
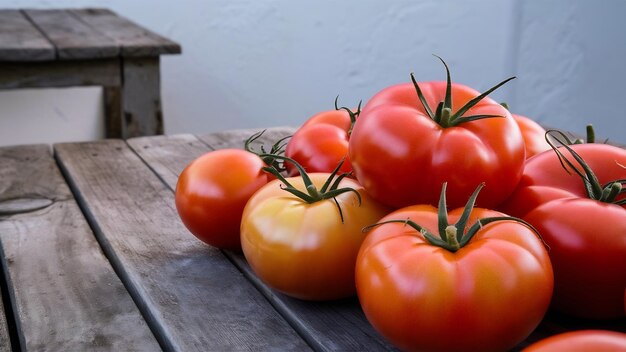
[523,330,626,352]
[240,174,389,300]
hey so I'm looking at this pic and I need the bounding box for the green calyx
[334,95,362,136]
[363,182,540,252]
[260,155,361,223]
[411,55,515,128]
[551,124,599,145]
[244,130,291,172]
[546,130,625,205]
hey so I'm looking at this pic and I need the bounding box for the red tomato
[285,100,358,175]
[525,199,626,319]
[349,61,525,209]
[501,142,626,319]
[176,149,270,251]
[241,173,389,300]
[356,184,553,351]
[522,330,626,352]
[512,113,551,158]
[499,143,626,218]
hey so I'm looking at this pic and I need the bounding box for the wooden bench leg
[121,57,164,138]
[103,86,122,138]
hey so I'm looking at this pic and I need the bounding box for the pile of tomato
[175,57,626,351]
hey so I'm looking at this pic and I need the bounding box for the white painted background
[0,0,624,146]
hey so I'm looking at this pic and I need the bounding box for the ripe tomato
[175,149,270,251]
[356,184,553,351]
[512,114,551,158]
[525,198,626,319]
[499,139,626,218]
[240,170,389,301]
[349,59,525,209]
[501,141,626,319]
[522,330,626,352]
[285,98,359,175]
[500,103,551,159]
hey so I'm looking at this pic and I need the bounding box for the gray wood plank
[0,275,10,351]
[72,8,181,57]
[0,144,159,351]
[0,59,120,89]
[54,139,309,352]
[129,127,398,351]
[0,10,54,61]
[24,9,118,60]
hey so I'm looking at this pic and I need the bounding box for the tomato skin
[175,149,269,251]
[512,113,551,159]
[499,143,626,319]
[285,109,352,175]
[240,174,389,301]
[349,81,525,209]
[525,199,626,319]
[356,206,553,352]
[499,143,626,218]
[522,330,626,352]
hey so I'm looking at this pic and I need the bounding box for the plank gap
[52,150,172,352]
[20,9,58,60]
[0,244,20,352]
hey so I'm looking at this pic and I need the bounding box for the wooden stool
[0,8,181,138]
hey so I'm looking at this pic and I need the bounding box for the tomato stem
[363,182,544,252]
[334,96,362,136]
[546,130,625,205]
[244,130,291,171]
[445,225,460,250]
[260,154,361,223]
[411,56,514,128]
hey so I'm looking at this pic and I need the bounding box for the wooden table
[0,8,181,139]
[0,127,623,351]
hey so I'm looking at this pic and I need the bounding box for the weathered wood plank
[54,139,309,351]
[127,134,210,189]
[128,127,398,351]
[0,280,10,351]
[121,57,164,138]
[72,8,181,57]
[0,144,159,351]
[0,59,120,89]
[0,10,54,61]
[24,9,118,60]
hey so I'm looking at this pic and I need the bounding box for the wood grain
[24,9,118,60]
[129,127,399,351]
[54,139,309,351]
[122,57,164,138]
[0,10,54,62]
[0,144,159,351]
[0,59,120,89]
[72,8,181,57]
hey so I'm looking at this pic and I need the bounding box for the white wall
[0,0,624,146]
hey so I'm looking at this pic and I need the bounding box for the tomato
[499,143,626,218]
[500,103,551,159]
[522,330,626,352]
[349,58,525,209]
[240,163,389,300]
[356,184,553,351]
[501,141,626,319]
[512,114,551,158]
[176,149,270,251]
[285,98,359,175]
